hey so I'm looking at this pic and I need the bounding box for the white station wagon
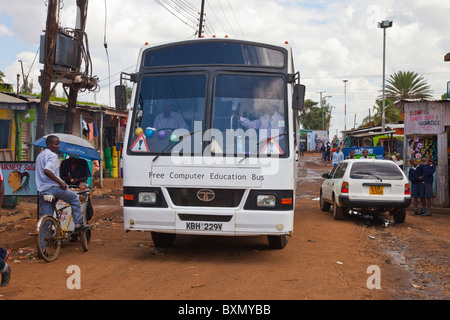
[319,159,411,223]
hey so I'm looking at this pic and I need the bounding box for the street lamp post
[343,80,348,131]
[378,20,393,132]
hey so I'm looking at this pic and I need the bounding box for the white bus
[116,38,305,249]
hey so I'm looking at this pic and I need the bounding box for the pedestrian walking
[324,144,331,162]
[320,144,325,160]
[332,146,344,167]
[408,159,424,215]
[0,167,12,287]
[421,155,435,216]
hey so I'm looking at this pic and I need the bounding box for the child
[421,155,435,216]
[408,159,424,215]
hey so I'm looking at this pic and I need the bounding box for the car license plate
[370,185,384,195]
[186,222,223,231]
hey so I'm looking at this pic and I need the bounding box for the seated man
[60,154,91,189]
[232,105,286,153]
[35,135,88,232]
[153,101,189,130]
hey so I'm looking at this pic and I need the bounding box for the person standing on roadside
[361,149,370,159]
[325,144,331,162]
[408,158,424,215]
[394,153,404,170]
[421,155,435,216]
[346,149,356,159]
[0,167,12,287]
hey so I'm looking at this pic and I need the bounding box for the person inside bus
[232,105,285,137]
[60,154,91,189]
[153,101,189,130]
[232,104,285,153]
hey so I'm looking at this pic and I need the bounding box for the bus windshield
[129,73,288,157]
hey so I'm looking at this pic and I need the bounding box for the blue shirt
[422,164,435,183]
[332,151,344,166]
[35,149,63,192]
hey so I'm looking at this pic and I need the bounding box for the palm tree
[384,71,433,102]
[360,99,402,128]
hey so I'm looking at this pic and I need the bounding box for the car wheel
[393,208,406,223]
[268,235,289,249]
[319,190,331,212]
[151,232,176,248]
[333,197,346,220]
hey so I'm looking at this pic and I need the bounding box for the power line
[215,0,236,36]
[154,0,197,31]
[206,0,226,34]
[226,0,245,39]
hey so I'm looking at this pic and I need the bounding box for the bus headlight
[256,195,276,208]
[138,192,157,204]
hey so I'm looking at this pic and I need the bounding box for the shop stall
[403,99,450,207]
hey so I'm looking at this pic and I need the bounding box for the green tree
[384,71,433,102]
[0,70,13,93]
[360,98,402,127]
[299,98,332,131]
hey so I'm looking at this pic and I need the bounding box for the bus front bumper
[123,207,293,236]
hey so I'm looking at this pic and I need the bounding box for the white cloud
[1,0,449,136]
[0,24,13,37]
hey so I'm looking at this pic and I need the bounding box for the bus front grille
[167,188,245,207]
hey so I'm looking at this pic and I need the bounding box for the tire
[80,228,90,252]
[36,215,61,262]
[151,232,176,248]
[319,190,331,212]
[86,200,94,221]
[333,197,346,220]
[393,208,406,223]
[268,235,289,249]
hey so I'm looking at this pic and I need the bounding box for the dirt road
[0,152,448,300]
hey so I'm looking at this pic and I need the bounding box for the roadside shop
[403,99,450,207]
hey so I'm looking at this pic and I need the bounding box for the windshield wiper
[238,132,287,163]
[152,130,200,162]
[351,172,383,182]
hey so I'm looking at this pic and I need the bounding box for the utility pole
[343,80,348,131]
[378,20,393,132]
[198,0,205,38]
[37,0,58,147]
[317,91,326,130]
[64,0,89,134]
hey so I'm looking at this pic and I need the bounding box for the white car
[319,159,411,223]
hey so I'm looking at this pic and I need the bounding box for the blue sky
[1,0,449,136]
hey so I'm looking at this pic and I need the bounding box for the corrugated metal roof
[0,92,29,104]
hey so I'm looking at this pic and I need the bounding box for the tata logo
[197,189,215,202]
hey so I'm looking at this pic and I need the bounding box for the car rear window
[350,162,404,180]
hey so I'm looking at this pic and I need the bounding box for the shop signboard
[404,103,444,135]
[343,147,385,159]
[0,162,37,196]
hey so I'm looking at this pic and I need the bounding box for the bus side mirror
[293,84,306,110]
[115,85,127,110]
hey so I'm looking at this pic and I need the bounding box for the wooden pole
[36,0,58,149]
